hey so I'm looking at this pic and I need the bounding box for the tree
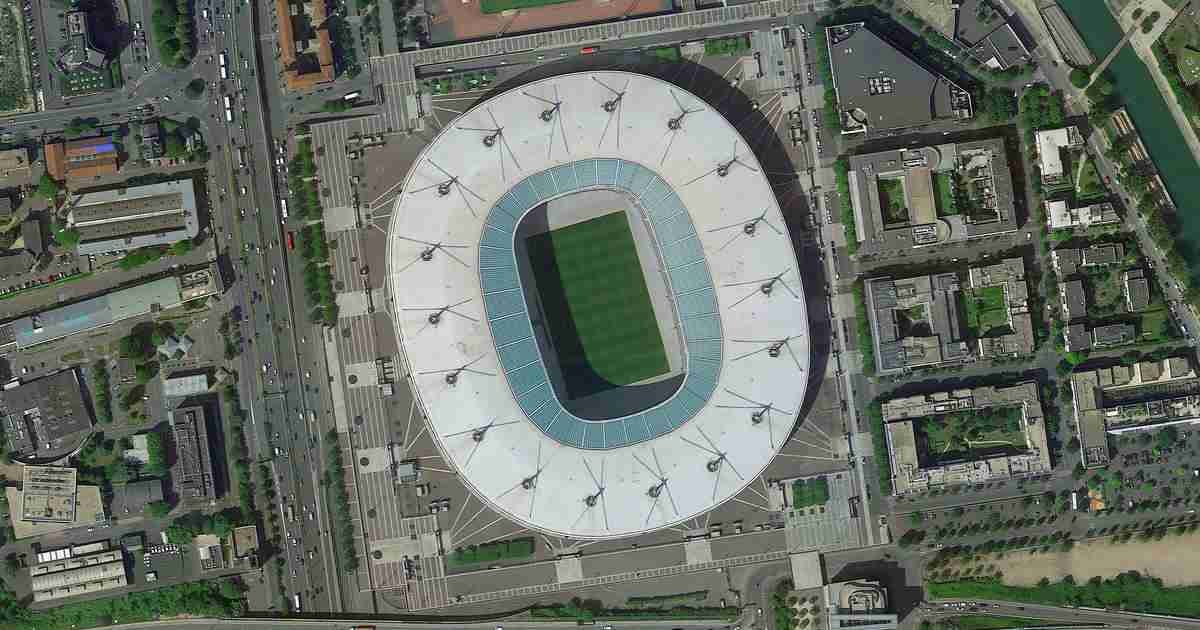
[36,173,60,200]
[1069,67,1090,89]
[144,501,172,518]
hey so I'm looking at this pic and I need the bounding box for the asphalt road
[94,620,729,630]
[925,598,1200,630]
[208,0,339,614]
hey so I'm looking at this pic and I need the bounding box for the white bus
[343,90,361,101]
[279,198,289,221]
[223,95,234,122]
[293,593,301,611]
[218,52,229,79]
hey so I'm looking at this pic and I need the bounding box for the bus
[292,593,301,611]
[343,90,361,101]
[279,198,289,220]
[218,52,228,79]
[223,95,234,122]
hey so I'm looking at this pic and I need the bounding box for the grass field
[1075,157,1106,199]
[877,177,909,225]
[933,172,958,216]
[480,0,574,13]
[791,477,830,509]
[526,211,668,398]
[915,407,1026,464]
[962,286,1009,336]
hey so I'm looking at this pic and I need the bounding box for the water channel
[1057,0,1200,264]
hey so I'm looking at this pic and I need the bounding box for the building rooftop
[1072,357,1200,467]
[826,579,898,630]
[826,23,972,135]
[9,276,184,349]
[44,137,119,181]
[67,179,199,255]
[6,485,104,539]
[30,548,127,603]
[109,479,163,516]
[1093,322,1136,346]
[882,382,1050,495]
[1060,279,1087,321]
[162,371,208,398]
[21,219,43,257]
[1036,126,1083,185]
[276,0,334,91]
[0,370,92,460]
[1083,243,1124,266]
[1065,322,1091,351]
[1047,200,1120,230]
[20,465,77,522]
[168,405,216,500]
[846,138,1016,254]
[1124,269,1151,312]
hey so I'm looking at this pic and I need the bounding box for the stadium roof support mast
[707,208,785,252]
[715,389,795,449]
[683,141,759,186]
[595,77,630,149]
[441,418,521,467]
[393,235,471,275]
[418,355,493,386]
[457,108,523,180]
[731,336,806,373]
[634,449,679,526]
[681,427,745,501]
[523,86,571,159]
[407,159,486,216]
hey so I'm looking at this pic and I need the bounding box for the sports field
[480,0,573,13]
[525,211,668,398]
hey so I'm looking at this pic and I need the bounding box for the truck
[287,504,296,522]
[238,146,247,169]
[292,593,301,611]
[343,90,361,101]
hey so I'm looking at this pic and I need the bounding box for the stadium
[387,70,811,539]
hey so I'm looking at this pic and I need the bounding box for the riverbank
[1115,0,1200,205]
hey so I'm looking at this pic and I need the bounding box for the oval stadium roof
[387,71,811,539]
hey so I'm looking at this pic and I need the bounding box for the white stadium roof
[387,71,811,539]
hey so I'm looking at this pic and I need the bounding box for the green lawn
[928,573,1200,618]
[1075,157,1106,200]
[480,0,574,13]
[944,616,1073,630]
[447,537,535,567]
[704,35,751,57]
[915,407,1026,465]
[877,177,909,225]
[1140,308,1177,342]
[933,172,958,216]
[526,212,668,397]
[792,477,830,509]
[962,285,1009,336]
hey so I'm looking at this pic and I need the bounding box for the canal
[1057,0,1200,266]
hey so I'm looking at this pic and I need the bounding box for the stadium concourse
[386,70,811,540]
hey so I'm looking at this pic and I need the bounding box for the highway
[87,620,729,630]
[925,599,1200,630]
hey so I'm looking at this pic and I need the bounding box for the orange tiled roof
[277,0,335,92]
[44,143,66,181]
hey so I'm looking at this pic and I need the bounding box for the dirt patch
[428,0,671,44]
[899,0,956,36]
[992,532,1200,586]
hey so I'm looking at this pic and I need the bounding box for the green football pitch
[479,0,575,14]
[525,211,669,398]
